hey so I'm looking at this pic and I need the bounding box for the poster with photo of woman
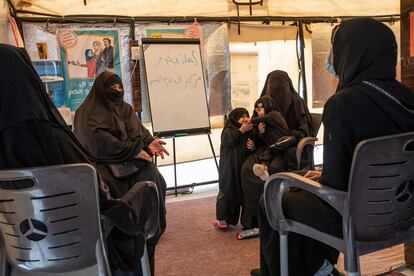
[59,29,121,110]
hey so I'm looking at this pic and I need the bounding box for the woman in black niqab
[260,70,312,145]
[0,44,159,276]
[74,71,168,274]
[255,18,414,276]
[239,72,313,230]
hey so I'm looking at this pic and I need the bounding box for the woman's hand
[304,170,322,181]
[246,138,255,151]
[136,149,152,162]
[148,139,170,159]
[258,123,266,134]
[239,120,253,134]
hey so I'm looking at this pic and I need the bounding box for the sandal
[212,220,228,230]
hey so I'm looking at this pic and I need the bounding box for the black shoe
[250,268,261,276]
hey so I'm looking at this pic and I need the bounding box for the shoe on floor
[237,228,259,240]
[250,268,261,276]
[253,163,269,181]
[212,220,228,230]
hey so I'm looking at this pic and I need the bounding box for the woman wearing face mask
[74,71,169,275]
[250,18,414,276]
[214,107,255,230]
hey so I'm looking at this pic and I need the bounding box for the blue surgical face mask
[325,48,336,76]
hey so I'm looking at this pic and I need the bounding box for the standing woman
[214,108,254,229]
[74,71,169,275]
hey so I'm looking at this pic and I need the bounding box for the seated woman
[252,18,414,276]
[240,72,312,230]
[256,70,313,174]
[0,44,156,276]
[214,107,255,230]
[74,71,169,275]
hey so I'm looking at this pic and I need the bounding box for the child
[250,96,295,181]
[214,108,255,230]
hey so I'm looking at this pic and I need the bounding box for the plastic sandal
[212,220,228,230]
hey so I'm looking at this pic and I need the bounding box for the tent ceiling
[10,0,398,18]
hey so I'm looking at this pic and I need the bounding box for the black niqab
[75,72,153,163]
[260,70,295,116]
[259,71,312,139]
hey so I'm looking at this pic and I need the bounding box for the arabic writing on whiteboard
[151,50,199,68]
[148,73,202,90]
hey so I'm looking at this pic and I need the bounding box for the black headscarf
[333,18,397,91]
[225,107,249,130]
[74,72,153,163]
[0,43,89,166]
[259,71,312,139]
[253,95,279,117]
[260,70,295,116]
[320,18,414,192]
[0,45,70,137]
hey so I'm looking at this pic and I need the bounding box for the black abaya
[0,44,154,275]
[258,18,414,276]
[74,72,167,273]
[216,108,251,225]
[241,77,312,230]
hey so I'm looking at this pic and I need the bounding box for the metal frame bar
[13,11,400,25]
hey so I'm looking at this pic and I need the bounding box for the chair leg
[141,243,151,276]
[280,234,288,276]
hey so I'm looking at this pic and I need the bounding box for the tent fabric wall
[11,0,398,17]
[0,0,9,43]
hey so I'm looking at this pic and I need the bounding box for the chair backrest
[144,182,160,240]
[310,113,322,138]
[0,164,106,274]
[348,132,414,242]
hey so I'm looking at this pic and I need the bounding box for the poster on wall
[58,29,122,110]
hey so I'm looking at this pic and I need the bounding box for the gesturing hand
[136,149,152,162]
[148,139,170,159]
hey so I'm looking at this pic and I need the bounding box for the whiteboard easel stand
[142,38,218,196]
[155,132,219,197]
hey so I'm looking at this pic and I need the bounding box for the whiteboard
[142,38,210,137]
